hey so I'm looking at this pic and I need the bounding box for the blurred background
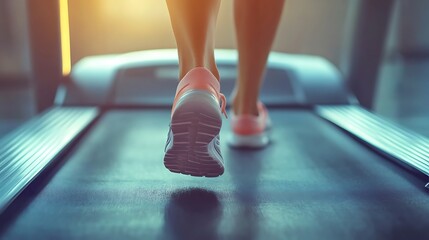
[0,0,428,137]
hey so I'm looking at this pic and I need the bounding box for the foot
[228,102,272,148]
[164,67,227,177]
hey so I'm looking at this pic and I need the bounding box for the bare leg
[164,0,227,177]
[233,0,285,115]
[166,0,221,80]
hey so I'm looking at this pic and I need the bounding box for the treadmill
[1,1,429,239]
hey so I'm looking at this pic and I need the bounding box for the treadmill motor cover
[64,49,351,107]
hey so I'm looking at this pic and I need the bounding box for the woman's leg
[166,0,221,80]
[233,0,285,115]
[164,0,226,177]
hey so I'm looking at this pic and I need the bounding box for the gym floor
[0,80,35,137]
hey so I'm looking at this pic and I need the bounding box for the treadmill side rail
[0,107,98,213]
[317,105,429,186]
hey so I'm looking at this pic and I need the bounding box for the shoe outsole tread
[164,92,224,177]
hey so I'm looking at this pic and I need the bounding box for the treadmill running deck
[2,110,428,239]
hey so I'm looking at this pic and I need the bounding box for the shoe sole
[228,131,270,149]
[164,90,224,177]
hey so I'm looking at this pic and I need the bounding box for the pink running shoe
[229,102,272,148]
[164,67,227,177]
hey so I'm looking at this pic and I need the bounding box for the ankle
[232,98,259,116]
[178,52,219,80]
[179,65,219,81]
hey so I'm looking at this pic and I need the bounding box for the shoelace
[219,93,228,119]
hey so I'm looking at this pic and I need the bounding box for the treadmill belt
[2,110,429,239]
